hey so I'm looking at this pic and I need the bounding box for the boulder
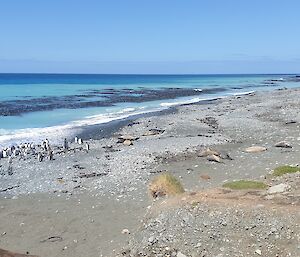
[268,183,290,194]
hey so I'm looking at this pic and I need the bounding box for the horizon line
[0,72,298,76]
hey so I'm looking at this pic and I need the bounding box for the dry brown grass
[149,173,184,198]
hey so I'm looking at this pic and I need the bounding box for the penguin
[63,138,69,151]
[13,148,20,157]
[78,138,83,145]
[3,149,7,158]
[75,136,78,144]
[38,153,43,162]
[42,141,47,151]
[45,139,50,150]
[49,150,54,160]
[85,142,90,152]
[6,147,12,156]
[7,156,13,175]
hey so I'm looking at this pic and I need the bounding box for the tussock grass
[149,173,184,198]
[223,180,268,190]
[273,165,300,176]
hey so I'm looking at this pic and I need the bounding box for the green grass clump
[223,180,268,190]
[149,173,184,198]
[273,165,300,176]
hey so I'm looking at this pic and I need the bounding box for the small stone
[121,229,130,234]
[123,140,133,146]
[255,249,262,255]
[148,236,155,243]
[200,174,211,180]
[177,252,187,257]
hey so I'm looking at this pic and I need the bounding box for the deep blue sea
[0,73,299,147]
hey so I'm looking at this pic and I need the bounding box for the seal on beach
[245,146,267,153]
[207,154,222,163]
[274,141,292,148]
[198,148,220,157]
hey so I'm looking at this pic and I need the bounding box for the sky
[0,0,299,74]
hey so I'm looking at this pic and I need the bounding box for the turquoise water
[0,74,298,146]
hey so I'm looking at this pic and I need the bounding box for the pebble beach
[0,87,300,256]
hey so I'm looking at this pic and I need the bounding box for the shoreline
[0,75,297,148]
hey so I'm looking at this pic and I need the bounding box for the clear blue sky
[0,0,299,74]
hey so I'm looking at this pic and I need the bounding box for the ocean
[0,73,299,147]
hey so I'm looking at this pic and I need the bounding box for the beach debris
[274,141,292,148]
[0,248,39,257]
[123,139,133,146]
[40,236,63,243]
[200,174,211,180]
[267,183,290,194]
[206,154,222,163]
[143,128,165,136]
[245,146,267,153]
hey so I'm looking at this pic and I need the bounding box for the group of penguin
[0,137,90,163]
